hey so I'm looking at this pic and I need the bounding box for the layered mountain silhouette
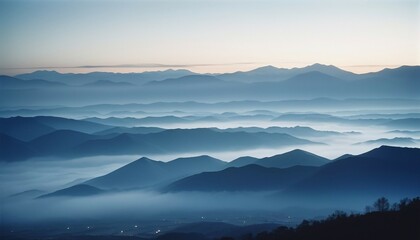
[85,156,226,190]
[16,69,195,85]
[73,129,316,157]
[82,80,135,87]
[37,184,105,198]
[4,65,418,105]
[227,149,329,168]
[144,75,234,88]
[382,118,420,130]
[218,126,344,138]
[285,146,420,199]
[216,63,358,83]
[164,146,420,197]
[94,126,165,135]
[355,137,418,146]
[0,116,111,141]
[29,129,111,155]
[0,133,36,161]
[254,149,329,168]
[0,75,67,89]
[21,146,420,201]
[164,165,318,192]
[84,116,190,127]
[9,189,46,199]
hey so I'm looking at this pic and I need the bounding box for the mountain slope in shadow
[227,149,329,168]
[164,165,318,192]
[86,155,226,190]
[285,146,420,199]
[37,184,105,198]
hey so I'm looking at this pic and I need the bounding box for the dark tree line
[219,197,420,240]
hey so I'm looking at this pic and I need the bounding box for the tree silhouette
[218,197,420,240]
[373,197,390,212]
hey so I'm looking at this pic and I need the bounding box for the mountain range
[2,64,418,105]
[0,118,318,161]
[34,146,420,201]
[164,146,420,197]
[284,146,420,200]
[37,150,330,192]
[85,155,226,190]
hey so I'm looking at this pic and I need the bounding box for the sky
[0,0,419,75]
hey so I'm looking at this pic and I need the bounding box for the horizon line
[1,63,416,76]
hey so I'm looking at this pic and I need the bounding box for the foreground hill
[231,197,420,240]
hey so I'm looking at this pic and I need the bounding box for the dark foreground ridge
[216,197,420,240]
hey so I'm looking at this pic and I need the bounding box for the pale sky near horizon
[0,0,419,75]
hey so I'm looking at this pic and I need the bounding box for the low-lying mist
[3,190,370,225]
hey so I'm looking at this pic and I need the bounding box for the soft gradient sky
[0,0,419,75]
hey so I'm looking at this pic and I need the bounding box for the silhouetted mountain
[94,126,165,135]
[6,66,420,105]
[0,127,318,160]
[256,149,329,168]
[355,137,418,146]
[166,155,226,174]
[272,113,344,123]
[0,75,66,88]
[361,65,420,81]
[86,157,166,189]
[0,116,56,141]
[31,116,112,133]
[219,126,343,138]
[217,63,357,83]
[164,165,318,192]
[86,155,225,190]
[16,69,196,85]
[0,133,37,161]
[74,129,317,157]
[333,154,354,161]
[145,75,232,88]
[382,118,420,130]
[84,116,189,127]
[29,130,107,155]
[283,71,342,84]
[37,184,105,198]
[387,130,420,136]
[286,146,420,198]
[226,150,329,168]
[82,80,135,87]
[0,116,112,141]
[227,156,259,167]
[8,189,46,199]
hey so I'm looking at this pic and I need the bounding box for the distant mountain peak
[255,65,279,70]
[308,63,334,67]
